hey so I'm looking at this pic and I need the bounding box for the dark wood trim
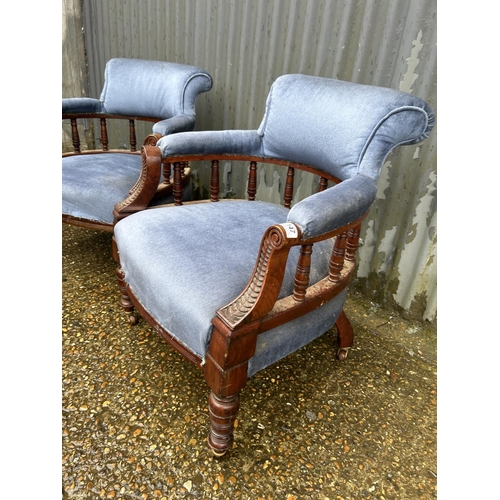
[247,161,257,200]
[62,215,112,232]
[284,166,295,208]
[210,160,220,202]
[113,145,163,225]
[293,244,313,301]
[159,153,343,185]
[207,392,240,456]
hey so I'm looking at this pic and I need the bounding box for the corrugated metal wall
[62,0,437,323]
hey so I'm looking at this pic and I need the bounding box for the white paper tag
[280,222,298,238]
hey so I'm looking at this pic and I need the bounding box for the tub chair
[112,74,435,455]
[62,58,213,231]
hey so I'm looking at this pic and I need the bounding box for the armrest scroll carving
[217,223,302,329]
[113,145,162,225]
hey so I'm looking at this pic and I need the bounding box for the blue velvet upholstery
[248,289,347,377]
[62,153,190,224]
[114,201,337,367]
[257,75,434,181]
[62,154,143,224]
[157,75,434,183]
[287,174,378,239]
[62,58,212,226]
[114,74,435,377]
[62,98,102,114]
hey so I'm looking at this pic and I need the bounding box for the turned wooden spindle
[247,161,257,200]
[293,244,313,302]
[173,162,185,205]
[318,177,328,192]
[329,233,347,283]
[210,160,220,202]
[128,119,137,152]
[208,392,240,456]
[345,224,361,261]
[70,118,81,153]
[100,118,109,151]
[284,166,295,209]
[162,161,172,186]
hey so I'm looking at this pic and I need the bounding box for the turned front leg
[113,237,138,325]
[208,392,240,456]
[115,266,138,325]
[204,317,257,455]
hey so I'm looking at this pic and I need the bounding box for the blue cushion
[288,174,378,239]
[100,58,213,119]
[62,97,102,114]
[248,289,347,376]
[62,153,143,224]
[114,201,343,371]
[62,153,189,224]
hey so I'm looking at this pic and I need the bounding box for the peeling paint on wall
[357,160,393,278]
[399,29,423,93]
[256,168,284,206]
[393,170,437,320]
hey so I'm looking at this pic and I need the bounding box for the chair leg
[115,266,139,325]
[335,309,353,360]
[207,392,240,457]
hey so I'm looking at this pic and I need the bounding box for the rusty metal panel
[65,0,437,321]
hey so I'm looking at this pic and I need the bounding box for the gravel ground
[62,224,437,499]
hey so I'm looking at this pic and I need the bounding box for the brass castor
[129,313,139,326]
[337,347,350,361]
[208,443,228,458]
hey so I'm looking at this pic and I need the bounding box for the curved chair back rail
[63,113,161,154]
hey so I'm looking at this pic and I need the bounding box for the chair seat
[62,153,189,224]
[114,200,345,374]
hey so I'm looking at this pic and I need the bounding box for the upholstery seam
[258,81,275,137]
[100,60,111,107]
[356,106,430,174]
[181,73,213,114]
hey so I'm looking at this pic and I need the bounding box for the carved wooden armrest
[217,223,302,329]
[143,133,163,146]
[216,216,366,332]
[113,145,163,224]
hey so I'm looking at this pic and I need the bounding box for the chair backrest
[257,74,434,181]
[100,58,213,119]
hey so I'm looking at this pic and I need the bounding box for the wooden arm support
[113,145,163,224]
[217,223,302,329]
[216,212,366,333]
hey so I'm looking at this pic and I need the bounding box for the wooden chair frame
[113,145,367,455]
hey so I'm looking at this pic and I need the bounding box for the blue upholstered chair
[62,58,213,231]
[112,74,435,455]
